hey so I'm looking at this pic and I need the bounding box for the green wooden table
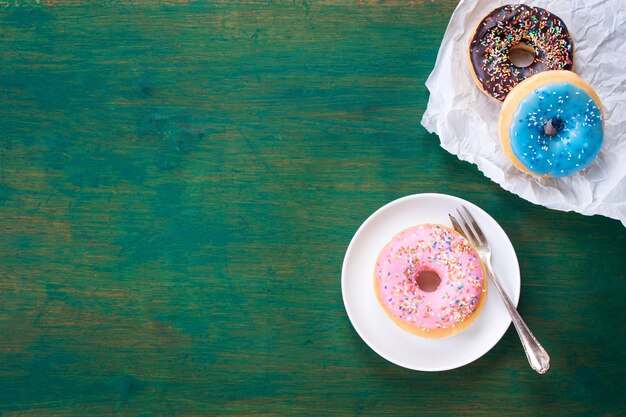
[1,1,624,416]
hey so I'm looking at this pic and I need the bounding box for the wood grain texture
[1,1,624,416]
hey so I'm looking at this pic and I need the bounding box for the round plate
[341,193,520,371]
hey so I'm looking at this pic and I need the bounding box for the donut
[498,70,604,177]
[374,224,487,338]
[469,4,574,101]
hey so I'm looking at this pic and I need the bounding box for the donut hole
[544,117,565,137]
[416,270,442,293]
[509,43,536,68]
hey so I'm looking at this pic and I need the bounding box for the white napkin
[421,0,626,226]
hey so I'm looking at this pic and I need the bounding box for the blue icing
[509,82,603,177]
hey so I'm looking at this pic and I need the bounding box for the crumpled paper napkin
[421,0,626,226]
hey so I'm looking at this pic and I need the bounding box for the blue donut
[499,71,604,178]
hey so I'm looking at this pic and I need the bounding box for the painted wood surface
[1,1,624,416]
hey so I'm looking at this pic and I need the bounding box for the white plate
[341,193,521,371]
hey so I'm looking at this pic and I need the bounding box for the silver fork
[450,206,550,374]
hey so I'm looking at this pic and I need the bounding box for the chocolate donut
[469,4,574,101]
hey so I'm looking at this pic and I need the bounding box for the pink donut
[374,224,487,338]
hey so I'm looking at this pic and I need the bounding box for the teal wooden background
[1,1,624,416]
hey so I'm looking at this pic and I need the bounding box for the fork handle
[486,268,550,374]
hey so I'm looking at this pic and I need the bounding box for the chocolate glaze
[469,4,574,101]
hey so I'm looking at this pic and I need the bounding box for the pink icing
[375,224,485,332]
